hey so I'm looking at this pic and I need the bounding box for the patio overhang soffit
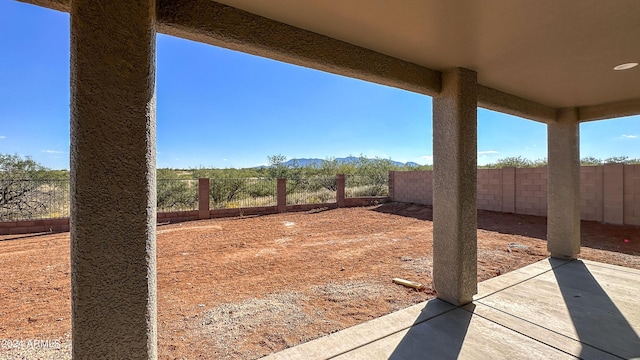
[20,0,640,124]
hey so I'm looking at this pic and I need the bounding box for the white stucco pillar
[70,1,157,358]
[547,108,580,259]
[432,68,478,305]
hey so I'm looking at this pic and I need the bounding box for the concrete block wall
[501,167,516,213]
[208,207,277,219]
[515,167,547,216]
[623,164,640,225]
[580,166,604,221]
[0,218,70,235]
[604,164,624,224]
[389,171,433,205]
[157,210,199,224]
[344,196,388,207]
[390,164,640,226]
[578,164,640,225]
[477,169,503,212]
[4,167,637,236]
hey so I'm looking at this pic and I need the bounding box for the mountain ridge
[279,157,422,168]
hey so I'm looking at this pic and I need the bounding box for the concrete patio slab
[466,303,617,359]
[264,258,640,359]
[474,257,570,299]
[477,259,640,359]
[331,307,573,359]
[263,300,456,359]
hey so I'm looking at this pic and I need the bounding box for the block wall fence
[0,175,387,235]
[389,164,640,226]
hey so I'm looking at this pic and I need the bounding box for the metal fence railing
[209,178,277,209]
[1,174,390,222]
[345,175,388,197]
[286,176,337,205]
[0,179,70,221]
[157,179,199,212]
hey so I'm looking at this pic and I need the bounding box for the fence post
[336,174,345,207]
[277,178,287,213]
[388,171,395,201]
[198,178,210,219]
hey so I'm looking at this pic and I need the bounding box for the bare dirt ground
[1,203,639,359]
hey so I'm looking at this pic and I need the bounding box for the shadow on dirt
[0,231,65,242]
[371,202,640,257]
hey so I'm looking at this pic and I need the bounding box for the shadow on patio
[266,258,640,359]
[553,259,640,359]
[387,302,473,359]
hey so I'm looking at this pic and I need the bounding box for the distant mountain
[280,157,422,168]
[282,158,325,167]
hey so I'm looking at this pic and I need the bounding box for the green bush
[247,178,276,198]
[157,179,197,211]
[0,154,69,220]
[210,178,247,206]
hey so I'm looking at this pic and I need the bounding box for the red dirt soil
[1,203,639,359]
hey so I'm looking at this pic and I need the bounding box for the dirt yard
[1,203,639,359]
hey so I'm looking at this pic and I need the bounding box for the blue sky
[1,1,638,170]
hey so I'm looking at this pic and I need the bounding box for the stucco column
[432,68,478,305]
[70,1,157,358]
[547,108,580,259]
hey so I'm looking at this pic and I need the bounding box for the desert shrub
[348,185,387,197]
[210,178,247,206]
[0,154,69,220]
[157,179,197,211]
[345,174,388,197]
[482,156,546,168]
[247,178,276,198]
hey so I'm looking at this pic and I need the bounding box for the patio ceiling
[20,0,640,122]
[216,0,640,109]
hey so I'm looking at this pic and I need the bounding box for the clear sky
[1,1,638,170]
